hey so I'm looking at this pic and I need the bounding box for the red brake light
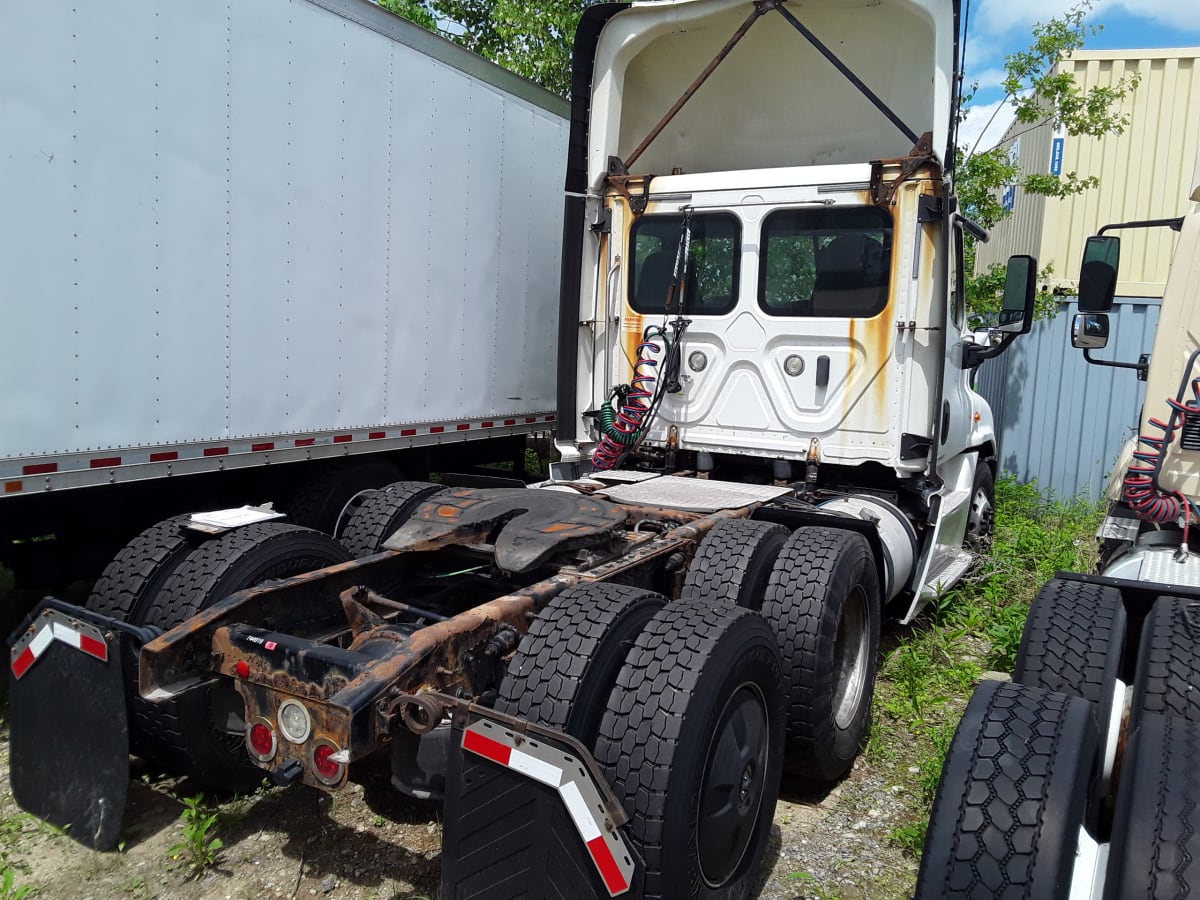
[248,722,276,760]
[312,741,344,784]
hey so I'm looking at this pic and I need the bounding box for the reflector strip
[204,447,229,457]
[334,435,352,443]
[10,610,109,680]
[482,421,494,428]
[457,424,470,431]
[23,463,57,476]
[401,429,417,437]
[296,438,316,447]
[252,443,274,452]
[369,432,386,440]
[150,451,178,462]
[462,721,633,895]
[430,426,445,434]
[90,457,121,469]
[5,482,22,494]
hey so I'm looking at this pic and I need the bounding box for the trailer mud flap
[8,603,128,850]
[441,717,637,898]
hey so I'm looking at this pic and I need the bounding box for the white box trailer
[0,0,568,577]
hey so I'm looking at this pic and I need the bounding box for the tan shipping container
[974,48,1200,298]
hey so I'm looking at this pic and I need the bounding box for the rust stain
[436,505,458,518]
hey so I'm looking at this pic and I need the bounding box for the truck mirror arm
[1083,349,1150,381]
[962,333,1017,369]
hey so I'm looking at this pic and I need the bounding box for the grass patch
[870,475,1102,863]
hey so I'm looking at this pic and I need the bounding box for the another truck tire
[85,515,209,756]
[495,583,665,746]
[279,459,403,537]
[965,460,996,547]
[1130,595,1200,728]
[1103,713,1200,900]
[135,522,351,790]
[339,480,445,558]
[593,601,785,899]
[761,527,880,788]
[1013,578,1126,732]
[680,519,790,610]
[916,680,1098,900]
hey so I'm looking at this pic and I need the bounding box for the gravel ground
[0,712,927,900]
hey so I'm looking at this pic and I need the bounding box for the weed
[888,821,926,857]
[0,866,34,900]
[167,794,224,880]
[789,871,840,900]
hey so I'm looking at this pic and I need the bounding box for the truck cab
[555,0,1034,616]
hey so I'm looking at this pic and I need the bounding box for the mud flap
[440,716,638,899]
[8,601,129,850]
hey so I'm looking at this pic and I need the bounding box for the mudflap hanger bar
[611,0,927,209]
[418,692,638,897]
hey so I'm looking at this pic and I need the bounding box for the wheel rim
[967,486,994,538]
[833,585,871,730]
[698,683,770,887]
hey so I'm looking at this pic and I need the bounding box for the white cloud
[974,0,1200,38]
[956,98,1016,155]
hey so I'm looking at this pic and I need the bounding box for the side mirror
[1071,313,1110,350]
[1078,236,1120,312]
[997,254,1037,334]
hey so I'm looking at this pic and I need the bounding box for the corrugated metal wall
[975,296,1159,500]
[974,49,1200,297]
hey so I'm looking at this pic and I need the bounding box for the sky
[957,0,1200,155]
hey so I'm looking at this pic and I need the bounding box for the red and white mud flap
[8,600,129,850]
[441,717,637,898]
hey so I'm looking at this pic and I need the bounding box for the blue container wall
[974,297,1160,501]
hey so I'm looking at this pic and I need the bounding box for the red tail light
[312,740,345,785]
[247,720,277,761]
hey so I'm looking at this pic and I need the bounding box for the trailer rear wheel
[495,582,665,747]
[135,522,351,790]
[1102,713,1200,900]
[593,601,784,899]
[1130,595,1200,728]
[916,680,1098,900]
[761,527,880,789]
[279,459,403,537]
[1013,578,1126,731]
[339,480,445,558]
[680,519,790,611]
[85,516,208,755]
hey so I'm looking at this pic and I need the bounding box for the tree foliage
[378,0,579,97]
[956,1,1139,321]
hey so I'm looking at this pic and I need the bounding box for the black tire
[680,520,790,610]
[760,526,880,787]
[279,459,402,536]
[135,522,351,790]
[1130,595,1200,728]
[85,516,209,754]
[593,601,785,900]
[965,460,996,547]
[1013,578,1126,734]
[1103,713,1200,900]
[916,680,1099,900]
[495,582,665,746]
[339,480,445,558]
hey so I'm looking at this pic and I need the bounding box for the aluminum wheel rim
[698,682,770,887]
[967,486,995,538]
[833,585,870,730]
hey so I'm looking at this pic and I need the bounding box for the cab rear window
[628,214,740,315]
[758,207,892,318]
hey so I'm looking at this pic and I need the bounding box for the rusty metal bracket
[869,132,935,206]
[396,690,630,828]
[607,157,655,216]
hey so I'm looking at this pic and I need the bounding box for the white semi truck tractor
[7,2,1039,897]
[918,151,1200,899]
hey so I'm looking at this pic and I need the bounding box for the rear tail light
[247,719,277,761]
[311,739,346,785]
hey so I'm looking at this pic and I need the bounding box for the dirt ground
[0,719,918,900]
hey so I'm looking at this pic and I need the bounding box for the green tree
[956,1,1139,321]
[378,0,579,97]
